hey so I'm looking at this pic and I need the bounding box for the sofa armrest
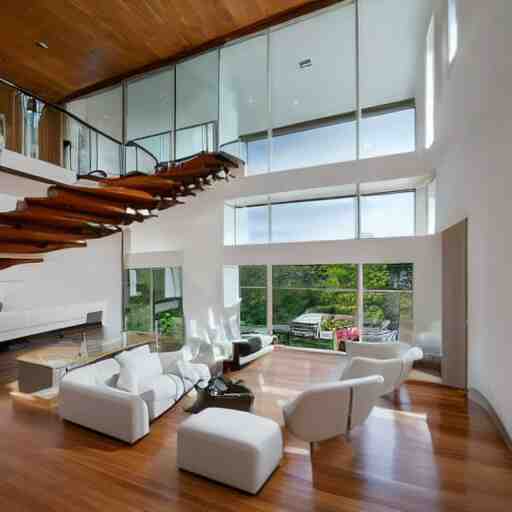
[59,380,150,444]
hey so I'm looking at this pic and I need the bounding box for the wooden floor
[0,346,511,511]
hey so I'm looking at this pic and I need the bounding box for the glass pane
[272,264,357,290]
[68,86,123,140]
[363,263,413,290]
[271,120,356,172]
[176,124,214,160]
[125,269,152,332]
[240,265,267,287]
[363,291,413,343]
[271,197,355,243]
[360,192,415,238]
[270,4,356,171]
[239,265,267,334]
[154,268,184,350]
[240,287,267,333]
[176,51,218,130]
[236,205,269,245]
[220,35,268,174]
[224,205,235,246]
[360,108,415,159]
[97,135,121,175]
[126,69,174,141]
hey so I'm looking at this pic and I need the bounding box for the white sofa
[59,347,210,443]
[341,341,423,395]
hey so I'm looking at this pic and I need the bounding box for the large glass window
[269,4,356,172]
[126,69,174,171]
[176,51,219,160]
[271,197,356,243]
[272,264,358,350]
[360,107,416,159]
[360,191,415,238]
[230,262,415,350]
[236,205,269,245]
[363,264,413,343]
[125,267,184,350]
[220,35,268,174]
[239,266,267,334]
[66,86,123,174]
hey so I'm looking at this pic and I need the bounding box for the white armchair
[282,375,384,444]
[341,342,423,395]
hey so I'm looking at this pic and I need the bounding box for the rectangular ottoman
[177,407,283,494]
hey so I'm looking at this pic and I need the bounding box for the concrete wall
[421,0,512,435]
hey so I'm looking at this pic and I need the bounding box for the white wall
[128,152,441,353]
[0,193,123,339]
[423,0,512,435]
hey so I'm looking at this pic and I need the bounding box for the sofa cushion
[139,374,181,420]
[115,346,163,394]
[237,337,262,357]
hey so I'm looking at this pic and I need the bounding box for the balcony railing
[0,78,218,178]
[0,78,124,176]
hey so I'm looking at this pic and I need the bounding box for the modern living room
[1,1,512,511]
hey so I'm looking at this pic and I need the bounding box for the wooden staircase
[0,151,241,270]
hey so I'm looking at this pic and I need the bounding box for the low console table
[185,377,254,414]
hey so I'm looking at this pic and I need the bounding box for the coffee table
[185,377,254,414]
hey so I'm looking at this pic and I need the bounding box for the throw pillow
[115,346,163,394]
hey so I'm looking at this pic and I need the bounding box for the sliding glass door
[125,267,184,350]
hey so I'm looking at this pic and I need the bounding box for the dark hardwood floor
[0,345,511,511]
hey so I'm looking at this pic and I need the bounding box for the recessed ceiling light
[36,41,49,49]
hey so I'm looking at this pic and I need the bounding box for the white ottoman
[177,408,283,494]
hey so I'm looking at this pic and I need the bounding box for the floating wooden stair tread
[0,226,89,244]
[0,241,85,254]
[0,151,242,270]
[52,184,161,209]
[0,258,44,271]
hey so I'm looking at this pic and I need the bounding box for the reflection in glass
[126,70,174,141]
[220,35,268,174]
[270,4,356,172]
[176,51,218,130]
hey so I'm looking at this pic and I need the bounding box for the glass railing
[124,121,218,174]
[0,78,124,176]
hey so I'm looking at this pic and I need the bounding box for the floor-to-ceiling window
[226,182,418,246]
[273,264,358,349]
[125,267,184,350]
[125,68,174,172]
[239,265,267,334]
[232,262,414,350]
[362,263,414,343]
